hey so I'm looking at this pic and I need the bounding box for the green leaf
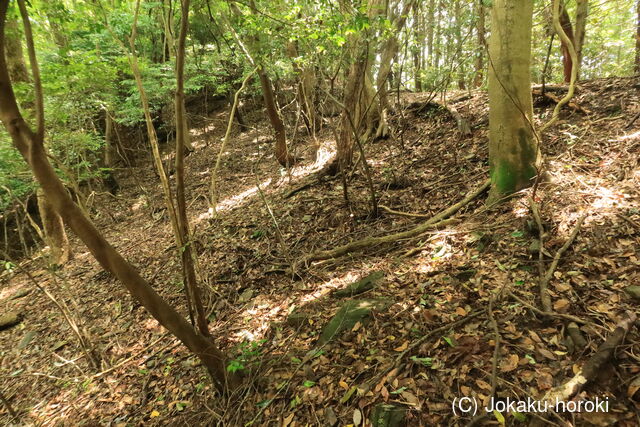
[443,336,455,347]
[512,411,527,422]
[410,356,433,367]
[493,409,506,425]
[303,380,316,387]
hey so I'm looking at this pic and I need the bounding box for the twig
[0,389,18,420]
[539,212,588,312]
[379,204,431,218]
[507,291,604,330]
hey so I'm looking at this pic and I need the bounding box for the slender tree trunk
[558,1,576,83]
[570,0,588,80]
[487,0,539,203]
[0,0,236,392]
[426,0,435,68]
[636,0,640,73]
[454,0,466,89]
[413,4,423,91]
[376,0,416,138]
[175,0,210,340]
[474,0,486,87]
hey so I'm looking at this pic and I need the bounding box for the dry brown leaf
[553,298,571,312]
[500,354,519,373]
[475,379,492,391]
[393,341,409,352]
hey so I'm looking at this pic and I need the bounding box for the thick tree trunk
[0,0,235,392]
[487,0,539,203]
[4,16,28,83]
[36,188,71,265]
[474,0,486,87]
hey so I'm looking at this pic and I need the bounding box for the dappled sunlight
[195,178,273,222]
[614,130,640,141]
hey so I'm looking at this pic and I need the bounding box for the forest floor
[1,77,640,426]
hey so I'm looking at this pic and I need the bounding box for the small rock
[624,286,640,302]
[333,271,384,298]
[0,311,21,330]
[287,311,311,328]
[18,331,36,349]
[10,288,31,300]
[324,407,338,427]
[318,299,390,345]
[238,289,254,303]
[370,403,407,427]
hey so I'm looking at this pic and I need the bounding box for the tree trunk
[474,0,486,87]
[573,0,588,79]
[258,67,292,167]
[487,0,539,203]
[454,0,466,90]
[0,0,236,392]
[4,15,28,83]
[376,0,416,138]
[426,0,435,68]
[175,0,210,341]
[636,0,640,73]
[558,1,576,83]
[36,188,71,265]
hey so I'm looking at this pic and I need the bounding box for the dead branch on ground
[542,311,637,406]
[296,179,489,268]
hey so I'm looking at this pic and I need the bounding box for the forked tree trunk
[36,188,71,265]
[487,0,539,203]
[0,0,235,392]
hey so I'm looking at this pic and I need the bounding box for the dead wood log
[298,179,489,265]
[407,100,472,135]
[542,311,637,406]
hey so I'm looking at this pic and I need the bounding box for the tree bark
[558,1,576,83]
[573,0,588,79]
[474,0,486,87]
[175,0,210,341]
[4,15,28,83]
[487,0,539,203]
[258,67,293,167]
[0,0,235,392]
[636,0,640,73]
[36,188,71,265]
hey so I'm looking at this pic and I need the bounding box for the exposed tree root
[542,311,637,406]
[407,100,472,135]
[297,179,489,266]
[532,88,590,114]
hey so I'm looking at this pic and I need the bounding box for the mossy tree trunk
[487,0,539,203]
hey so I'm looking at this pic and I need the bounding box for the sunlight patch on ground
[196,178,273,222]
[298,271,360,305]
[232,295,285,343]
[614,130,640,141]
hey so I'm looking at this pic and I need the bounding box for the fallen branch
[298,179,489,265]
[507,291,604,330]
[539,213,588,313]
[379,204,431,218]
[542,311,637,406]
